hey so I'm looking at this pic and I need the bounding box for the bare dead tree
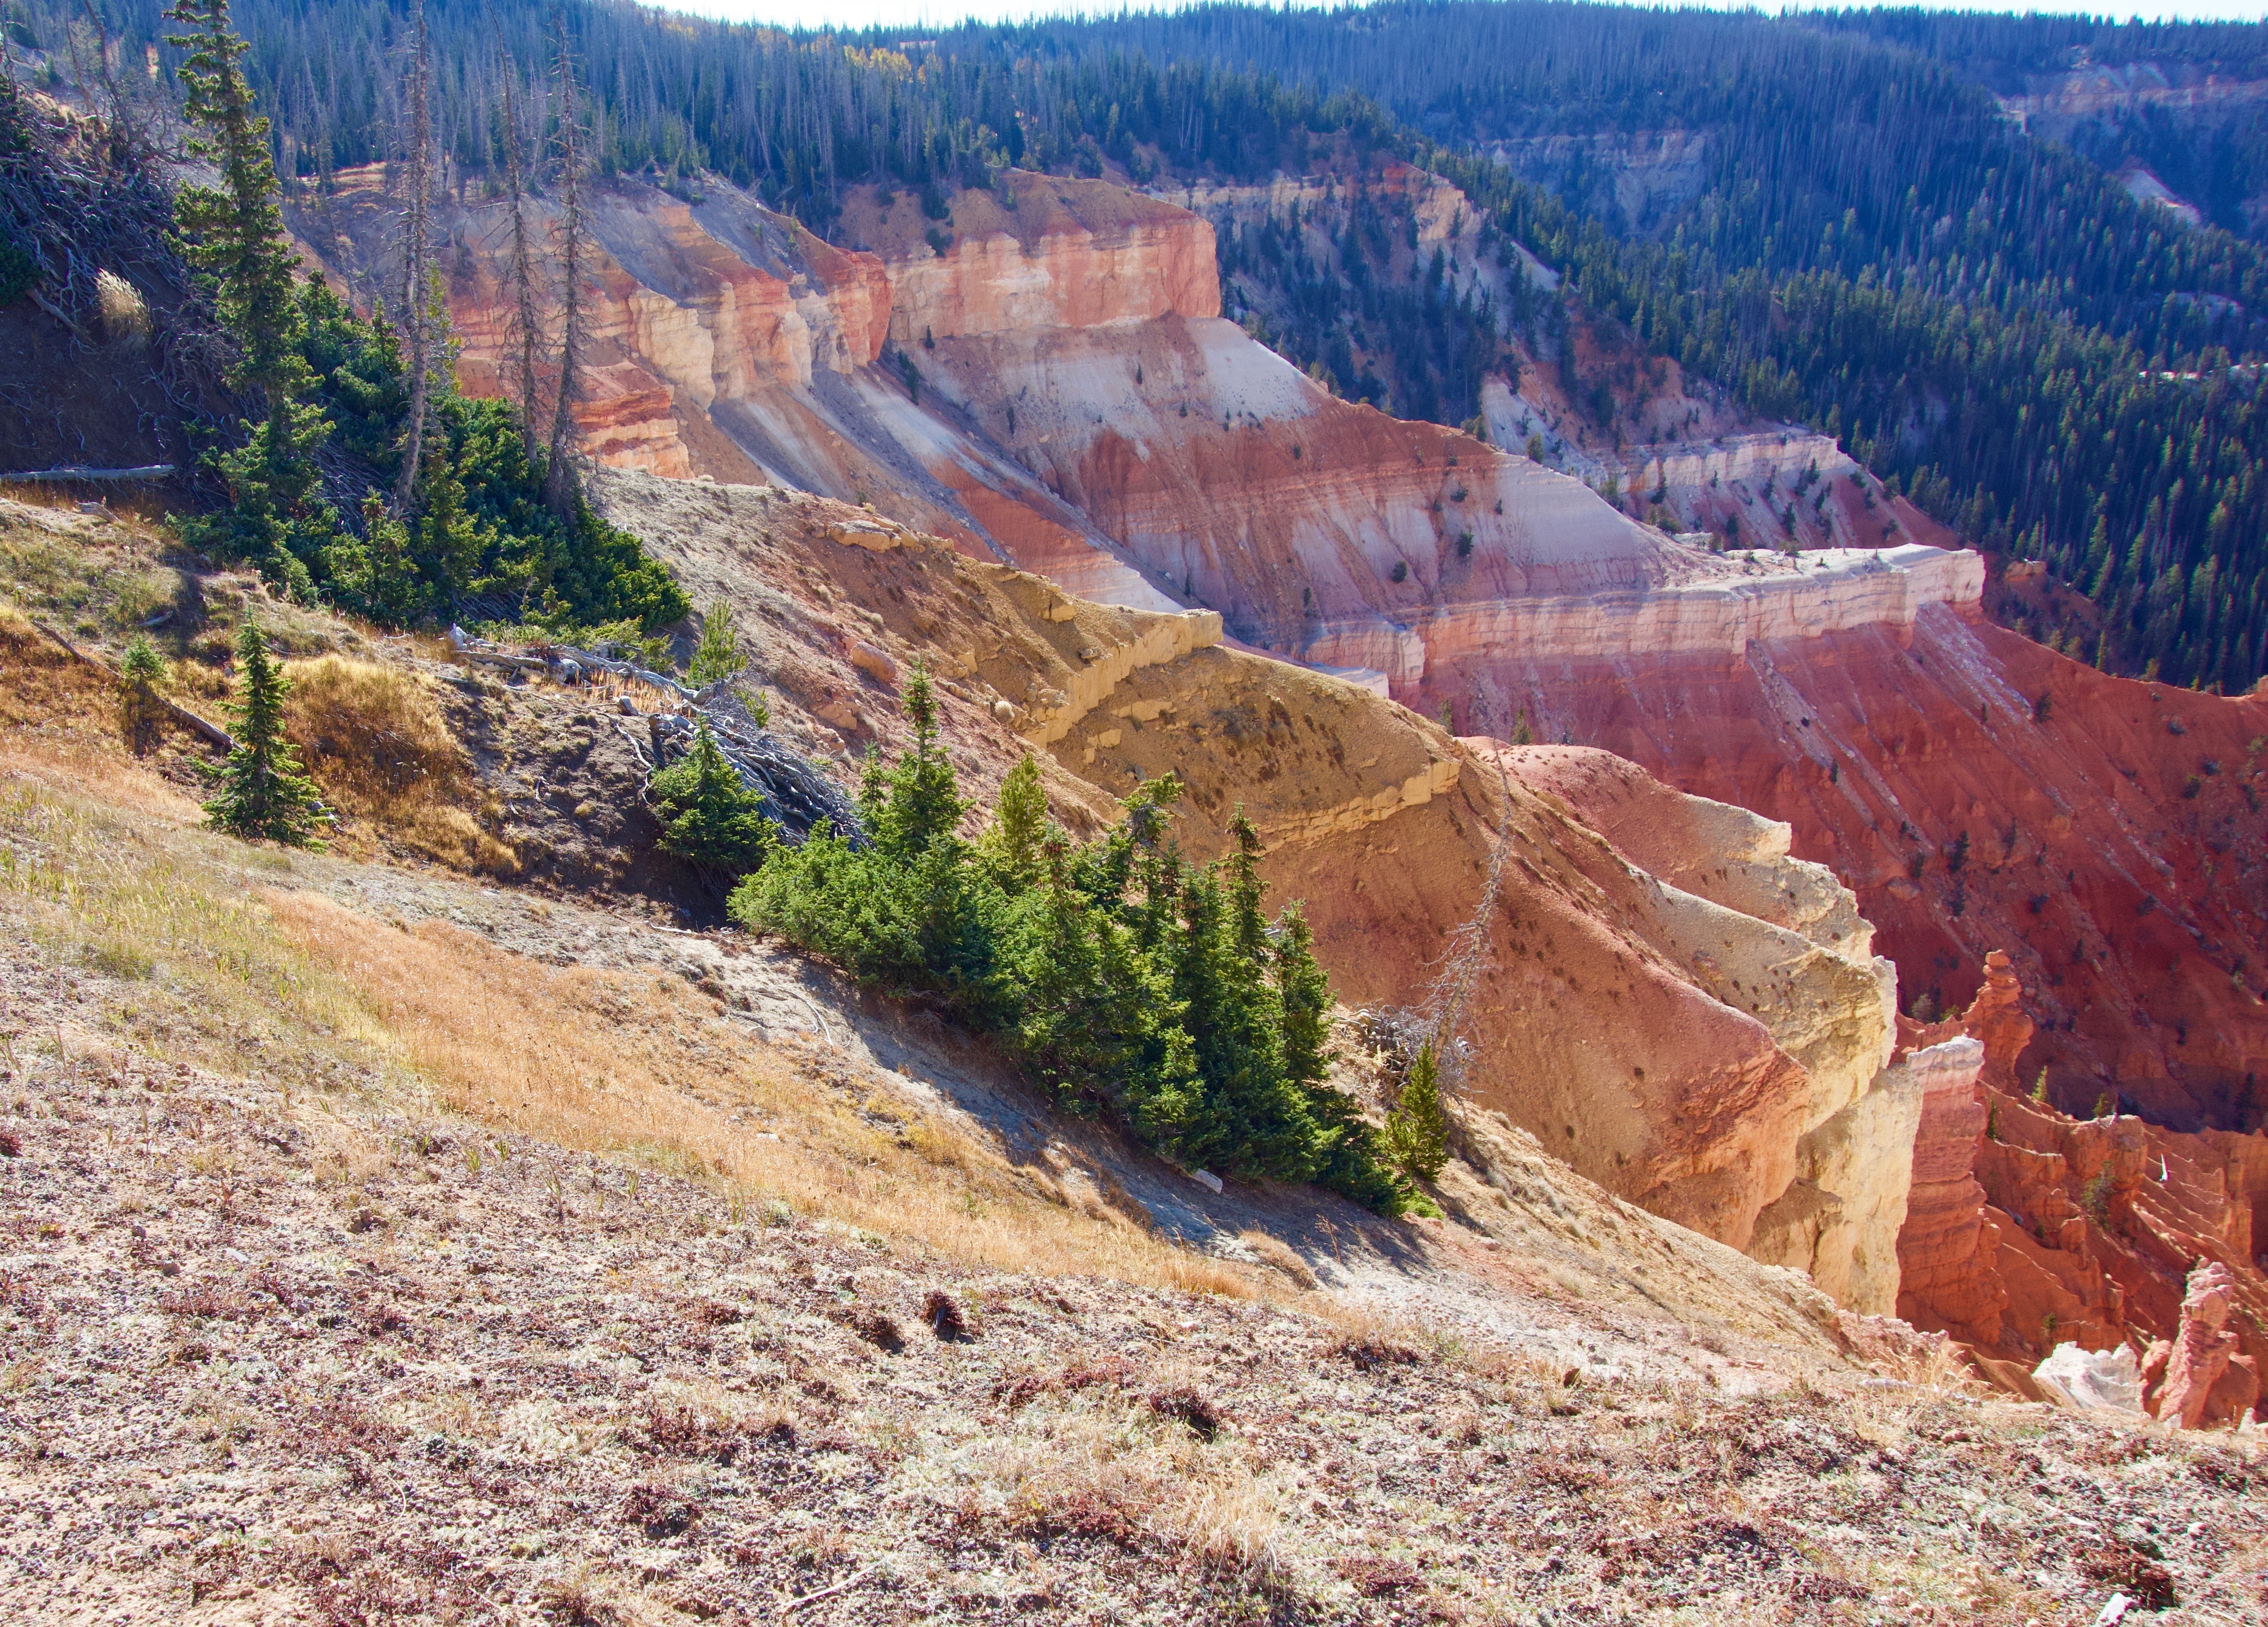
[1420,758,1517,1092]
[542,7,586,516]
[390,0,435,515]
[496,38,545,456]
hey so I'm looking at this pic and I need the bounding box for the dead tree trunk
[1422,760,1517,1089]
[497,45,545,459]
[542,10,587,518]
[391,0,435,516]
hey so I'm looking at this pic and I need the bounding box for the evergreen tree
[873,663,966,859]
[687,596,745,689]
[203,619,329,846]
[981,751,1048,890]
[729,673,1399,1211]
[1383,1041,1450,1183]
[648,719,777,880]
[165,0,334,596]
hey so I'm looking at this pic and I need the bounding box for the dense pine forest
[9,0,2268,687]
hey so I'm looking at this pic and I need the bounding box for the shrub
[686,596,745,689]
[116,633,169,754]
[2082,1167,2117,1226]
[1382,1042,1450,1182]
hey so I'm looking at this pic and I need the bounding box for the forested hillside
[1809,9,2268,249]
[941,2,2268,691]
[13,0,2268,688]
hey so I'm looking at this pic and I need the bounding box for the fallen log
[1,464,176,483]
[29,618,234,753]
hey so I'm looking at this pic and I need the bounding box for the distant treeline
[12,0,1391,229]
[928,2,2268,689]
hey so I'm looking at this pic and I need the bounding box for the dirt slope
[4,753,2265,1625]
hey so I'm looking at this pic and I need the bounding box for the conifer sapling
[982,752,1047,888]
[649,718,777,880]
[1383,1041,1450,1183]
[116,634,168,754]
[204,620,330,846]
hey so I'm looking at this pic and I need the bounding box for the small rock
[849,640,900,686]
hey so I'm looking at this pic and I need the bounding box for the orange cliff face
[288,168,1190,612]
[295,161,2263,1146]
[846,176,1222,340]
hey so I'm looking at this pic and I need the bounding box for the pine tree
[203,619,329,846]
[166,0,333,592]
[496,44,546,455]
[874,664,966,859]
[981,751,1047,889]
[116,633,168,755]
[391,0,436,517]
[1383,1041,1450,1182]
[543,11,588,516]
[687,596,745,689]
[649,718,777,880]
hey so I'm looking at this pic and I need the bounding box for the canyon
[288,160,2268,1404]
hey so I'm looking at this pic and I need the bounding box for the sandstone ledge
[1307,544,1985,681]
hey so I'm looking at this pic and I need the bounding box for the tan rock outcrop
[605,469,1927,1295]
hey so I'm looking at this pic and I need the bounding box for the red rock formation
[842,177,1222,341]
[2143,1262,2260,1428]
[1888,952,2268,1413]
[1893,1034,2005,1346]
[1426,610,2268,1131]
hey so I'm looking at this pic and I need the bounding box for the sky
[674,0,2268,34]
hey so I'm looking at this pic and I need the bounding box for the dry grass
[258,888,1260,1297]
[95,270,150,347]
[281,656,518,875]
[0,605,204,822]
[951,1380,1300,1595]
[0,777,384,1086]
[0,729,1261,1301]
[1239,1229,1319,1289]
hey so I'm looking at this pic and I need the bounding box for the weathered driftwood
[444,625,861,845]
[0,464,176,482]
[30,618,234,752]
[646,709,861,845]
